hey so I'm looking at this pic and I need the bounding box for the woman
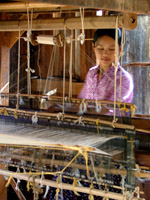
[78,29,134,104]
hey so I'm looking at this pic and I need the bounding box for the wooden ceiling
[0,0,150,15]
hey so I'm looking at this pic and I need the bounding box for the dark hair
[93,29,122,46]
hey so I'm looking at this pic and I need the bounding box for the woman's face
[94,35,119,71]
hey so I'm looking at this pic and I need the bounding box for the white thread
[32,112,38,124]
[119,28,126,101]
[16,26,21,109]
[78,100,87,115]
[43,185,50,199]
[26,6,34,95]
[15,179,21,191]
[95,100,101,113]
[69,30,73,98]
[57,112,63,121]
[62,28,66,114]
[44,46,56,95]
[15,167,21,191]
[134,187,140,198]
[113,16,119,122]
[74,116,84,125]
[78,7,85,45]
[40,171,44,187]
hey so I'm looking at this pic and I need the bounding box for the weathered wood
[123,62,150,67]
[136,152,150,168]
[0,15,136,31]
[0,164,7,200]
[31,79,83,96]
[0,33,10,106]
[10,178,26,200]
[22,0,150,14]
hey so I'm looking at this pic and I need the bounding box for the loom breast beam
[0,14,137,31]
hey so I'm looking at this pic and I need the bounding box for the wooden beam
[0,169,142,200]
[0,15,137,31]
[10,178,26,200]
[31,79,83,97]
[0,33,10,106]
[21,0,150,14]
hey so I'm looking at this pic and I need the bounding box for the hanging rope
[96,119,101,134]
[0,107,8,116]
[131,104,137,117]
[14,109,18,119]
[74,116,84,125]
[119,28,126,101]
[16,26,21,109]
[88,181,94,200]
[56,112,64,121]
[62,28,66,114]
[113,16,119,123]
[69,30,73,98]
[78,99,87,114]
[102,184,109,200]
[26,6,35,95]
[72,177,80,196]
[43,185,49,199]
[44,46,56,95]
[95,100,101,113]
[78,7,85,45]
[32,112,38,124]
[56,176,60,200]
[37,44,42,95]
[80,47,95,66]
[90,155,100,189]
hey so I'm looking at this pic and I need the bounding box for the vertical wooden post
[0,32,10,106]
[0,164,7,200]
[75,12,81,80]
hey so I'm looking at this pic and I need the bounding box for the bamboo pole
[0,15,133,32]
[0,93,135,107]
[0,106,136,131]
[0,2,65,10]
[1,153,150,178]
[1,105,150,133]
[0,169,139,200]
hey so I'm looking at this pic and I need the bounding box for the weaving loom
[0,103,144,199]
[1,1,150,199]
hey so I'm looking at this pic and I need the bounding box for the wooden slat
[31,79,83,97]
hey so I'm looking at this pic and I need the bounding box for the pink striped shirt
[79,64,133,103]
